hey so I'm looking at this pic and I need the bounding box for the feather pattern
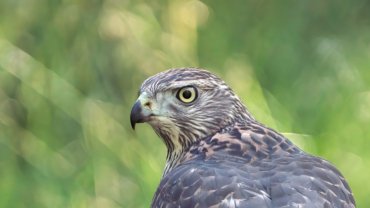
[152,123,355,207]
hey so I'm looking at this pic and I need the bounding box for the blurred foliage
[0,0,369,207]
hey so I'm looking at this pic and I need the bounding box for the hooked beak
[130,101,143,130]
[130,94,154,130]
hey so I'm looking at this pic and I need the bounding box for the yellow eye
[176,86,198,103]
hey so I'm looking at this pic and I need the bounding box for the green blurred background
[0,0,369,207]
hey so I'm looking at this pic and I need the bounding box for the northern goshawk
[130,68,355,208]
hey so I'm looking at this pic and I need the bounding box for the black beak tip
[131,119,136,130]
[130,101,142,130]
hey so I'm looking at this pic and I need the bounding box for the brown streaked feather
[152,122,355,208]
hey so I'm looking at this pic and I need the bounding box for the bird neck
[161,118,254,176]
[161,119,303,176]
[159,102,255,176]
[163,148,183,176]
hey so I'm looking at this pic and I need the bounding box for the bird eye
[176,86,198,103]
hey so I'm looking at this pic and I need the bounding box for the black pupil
[182,90,192,99]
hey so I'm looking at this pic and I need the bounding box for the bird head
[130,68,253,153]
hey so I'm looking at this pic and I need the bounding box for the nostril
[143,101,152,109]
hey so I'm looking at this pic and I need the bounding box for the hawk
[130,68,355,208]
